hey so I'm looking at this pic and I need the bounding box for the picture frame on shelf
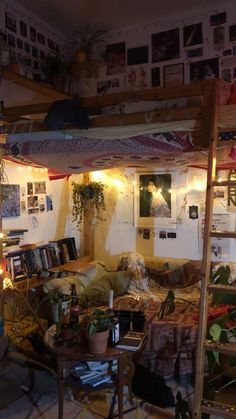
[135,172,176,227]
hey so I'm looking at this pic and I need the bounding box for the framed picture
[135,172,176,227]
[152,28,180,63]
[2,185,20,217]
[164,63,184,88]
[190,58,219,84]
[106,42,126,75]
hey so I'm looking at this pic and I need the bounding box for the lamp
[229,145,236,161]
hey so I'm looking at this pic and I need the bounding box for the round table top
[44,325,135,361]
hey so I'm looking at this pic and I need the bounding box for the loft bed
[2,72,236,175]
[2,73,236,410]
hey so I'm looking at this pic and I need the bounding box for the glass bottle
[69,284,79,326]
[107,290,120,346]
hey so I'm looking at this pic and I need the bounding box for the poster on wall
[127,66,148,89]
[199,213,230,259]
[135,172,176,227]
[190,58,219,83]
[151,67,161,87]
[106,42,126,75]
[127,46,149,66]
[183,23,203,47]
[2,185,20,217]
[213,26,225,51]
[5,11,17,33]
[152,28,180,63]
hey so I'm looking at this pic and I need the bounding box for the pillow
[150,260,201,288]
[82,261,112,285]
[78,271,133,307]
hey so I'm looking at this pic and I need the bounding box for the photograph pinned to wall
[135,172,176,227]
[164,63,184,88]
[221,68,231,83]
[34,181,46,194]
[127,46,148,66]
[17,39,23,50]
[97,79,111,94]
[106,42,126,75]
[213,26,225,51]
[223,49,232,56]
[185,47,203,59]
[37,33,45,45]
[127,65,148,89]
[183,23,203,47]
[27,196,39,211]
[199,213,229,259]
[210,11,227,26]
[189,205,198,219]
[47,39,55,49]
[27,182,33,195]
[190,57,219,84]
[167,231,176,239]
[32,46,38,59]
[20,200,26,212]
[21,187,26,197]
[8,34,16,48]
[39,196,45,212]
[30,27,36,42]
[151,67,161,87]
[152,28,180,63]
[24,42,30,53]
[46,195,53,211]
[20,21,27,37]
[5,11,17,33]
[2,185,20,217]
[229,25,236,42]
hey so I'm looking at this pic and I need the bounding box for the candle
[109,290,114,309]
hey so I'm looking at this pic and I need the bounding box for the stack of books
[73,361,117,387]
[115,331,145,351]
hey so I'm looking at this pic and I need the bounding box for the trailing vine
[72,181,107,228]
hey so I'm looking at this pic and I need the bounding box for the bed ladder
[193,82,236,417]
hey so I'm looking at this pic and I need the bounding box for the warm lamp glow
[3,275,13,289]
[91,171,104,182]
[0,232,4,239]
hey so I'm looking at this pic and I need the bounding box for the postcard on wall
[5,11,17,33]
[2,185,20,218]
[199,213,230,259]
[164,63,184,88]
[213,26,225,51]
[27,182,33,195]
[210,12,227,26]
[34,181,46,194]
[27,195,39,209]
[46,195,53,211]
[152,28,180,63]
[135,172,176,227]
[151,67,161,87]
[127,66,148,89]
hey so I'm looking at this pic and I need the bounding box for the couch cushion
[149,260,201,288]
[78,271,133,307]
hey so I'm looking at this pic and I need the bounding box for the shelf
[208,284,236,294]
[204,340,236,356]
[202,399,236,417]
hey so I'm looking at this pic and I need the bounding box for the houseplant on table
[72,180,107,228]
[86,309,115,354]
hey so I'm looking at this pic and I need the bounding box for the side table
[44,325,145,419]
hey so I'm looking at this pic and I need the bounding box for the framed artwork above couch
[135,171,176,227]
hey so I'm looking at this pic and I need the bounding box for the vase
[87,329,109,354]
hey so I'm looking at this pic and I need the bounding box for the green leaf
[209,323,222,341]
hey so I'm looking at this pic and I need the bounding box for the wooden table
[44,325,141,419]
[48,259,95,274]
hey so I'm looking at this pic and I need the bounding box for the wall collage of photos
[0,1,63,82]
[94,6,236,97]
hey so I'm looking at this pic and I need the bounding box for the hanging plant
[72,180,107,228]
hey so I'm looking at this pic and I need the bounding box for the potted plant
[86,308,115,354]
[66,26,107,63]
[41,46,70,91]
[72,180,107,228]
[36,287,71,331]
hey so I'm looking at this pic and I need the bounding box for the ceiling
[15,0,230,37]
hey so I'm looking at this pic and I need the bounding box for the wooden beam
[2,78,204,118]
[2,106,202,134]
[3,69,71,100]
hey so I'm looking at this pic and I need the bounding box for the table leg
[57,355,64,419]
[117,358,124,419]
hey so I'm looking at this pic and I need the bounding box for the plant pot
[59,323,74,341]
[87,329,109,354]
